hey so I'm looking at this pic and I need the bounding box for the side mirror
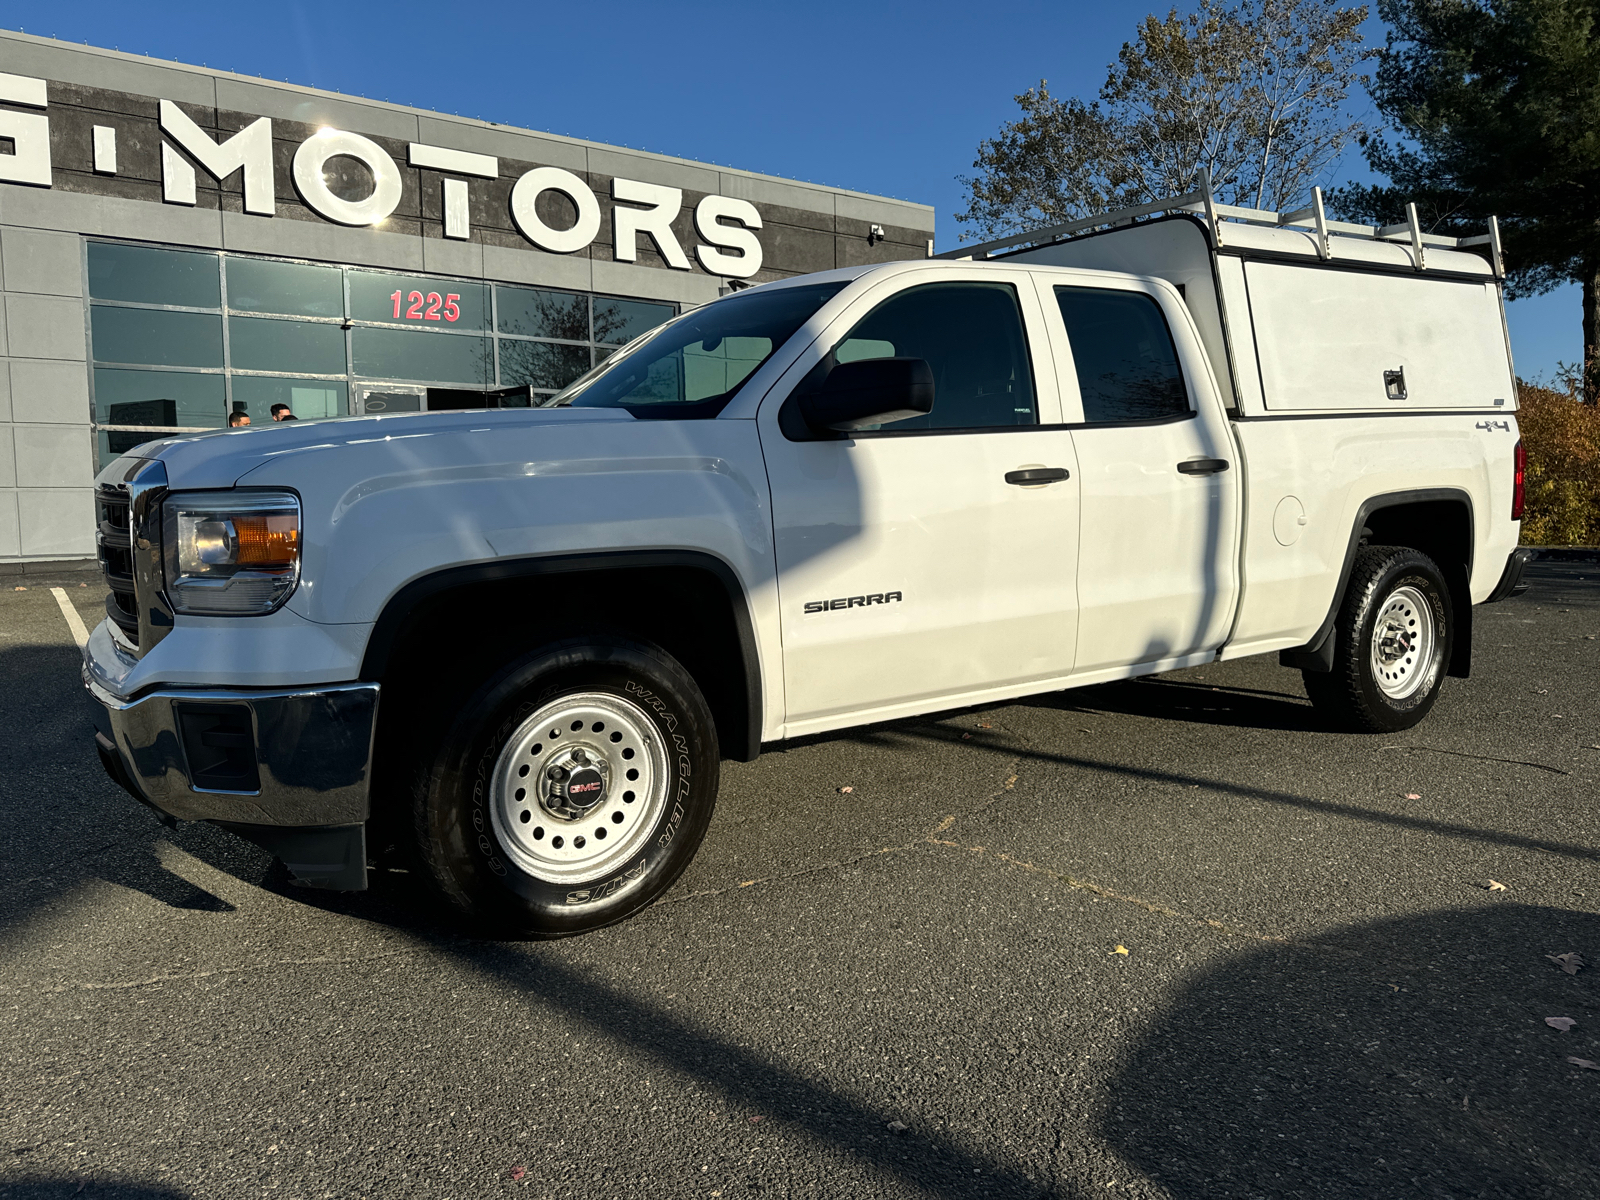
[798,357,934,433]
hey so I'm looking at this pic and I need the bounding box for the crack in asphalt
[663,738,1314,963]
[1379,743,1572,775]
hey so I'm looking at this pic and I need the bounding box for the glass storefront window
[498,340,591,390]
[91,306,223,368]
[94,367,226,429]
[231,376,349,423]
[227,257,343,318]
[593,297,674,345]
[88,242,220,308]
[348,271,489,331]
[85,241,675,468]
[497,286,588,341]
[229,316,347,375]
[352,327,492,385]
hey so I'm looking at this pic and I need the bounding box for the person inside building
[228,411,250,427]
[270,404,298,421]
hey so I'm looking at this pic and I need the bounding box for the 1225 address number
[389,290,462,322]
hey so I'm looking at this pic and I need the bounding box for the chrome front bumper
[86,672,379,827]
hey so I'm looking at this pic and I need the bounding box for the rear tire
[415,636,719,937]
[1302,545,1453,733]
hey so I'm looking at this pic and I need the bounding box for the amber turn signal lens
[233,513,300,567]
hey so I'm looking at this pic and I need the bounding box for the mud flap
[217,821,369,891]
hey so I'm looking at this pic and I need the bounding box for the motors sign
[0,71,765,279]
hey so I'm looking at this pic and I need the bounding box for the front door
[1041,280,1240,674]
[355,384,427,415]
[759,270,1081,733]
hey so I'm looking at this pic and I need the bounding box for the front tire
[1302,545,1453,733]
[415,636,719,937]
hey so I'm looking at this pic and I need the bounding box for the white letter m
[160,100,275,215]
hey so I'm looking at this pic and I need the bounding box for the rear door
[758,267,1082,731]
[1038,276,1240,675]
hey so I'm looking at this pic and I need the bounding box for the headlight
[161,490,301,615]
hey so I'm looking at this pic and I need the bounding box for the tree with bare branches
[957,0,1374,240]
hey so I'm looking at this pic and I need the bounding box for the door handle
[1005,467,1070,486]
[1176,458,1229,475]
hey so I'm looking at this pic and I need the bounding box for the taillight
[1511,438,1525,521]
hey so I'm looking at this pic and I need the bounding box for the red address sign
[390,290,462,322]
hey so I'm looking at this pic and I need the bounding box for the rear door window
[1054,287,1189,423]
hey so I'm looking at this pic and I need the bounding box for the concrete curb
[0,558,99,579]
[1529,547,1600,563]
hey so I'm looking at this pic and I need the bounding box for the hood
[134,406,637,491]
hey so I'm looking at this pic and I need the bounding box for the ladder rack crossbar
[938,176,1501,278]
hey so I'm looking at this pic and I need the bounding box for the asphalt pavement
[1,561,1597,1199]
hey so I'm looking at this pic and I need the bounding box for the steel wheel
[1369,584,1436,700]
[488,691,669,884]
[1301,545,1453,734]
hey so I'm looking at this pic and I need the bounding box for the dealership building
[0,30,934,565]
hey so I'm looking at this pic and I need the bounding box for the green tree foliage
[1516,380,1600,544]
[1333,0,1600,398]
[957,0,1373,240]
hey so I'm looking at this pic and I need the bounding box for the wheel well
[1363,498,1473,583]
[1356,495,1474,679]
[1282,492,1475,678]
[363,561,760,831]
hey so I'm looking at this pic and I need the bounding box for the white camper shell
[947,184,1517,419]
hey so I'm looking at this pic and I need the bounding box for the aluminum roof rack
[937,169,1505,278]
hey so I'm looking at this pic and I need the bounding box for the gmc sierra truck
[85,184,1531,937]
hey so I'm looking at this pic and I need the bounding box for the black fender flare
[358,549,764,762]
[1279,487,1474,678]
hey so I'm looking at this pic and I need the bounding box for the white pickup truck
[85,187,1531,937]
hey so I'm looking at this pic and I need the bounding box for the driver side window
[833,281,1037,431]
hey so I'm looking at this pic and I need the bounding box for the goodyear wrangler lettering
[804,591,904,614]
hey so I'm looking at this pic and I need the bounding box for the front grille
[97,484,139,646]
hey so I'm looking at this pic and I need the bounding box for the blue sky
[5,0,1578,383]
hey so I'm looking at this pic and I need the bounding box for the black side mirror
[798,357,935,433]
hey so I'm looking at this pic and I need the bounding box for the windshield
[544,280,848,417]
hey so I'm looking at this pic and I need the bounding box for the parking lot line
[50,587,90,649]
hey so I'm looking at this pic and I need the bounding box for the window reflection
[352,327,492,385]
[88,242,220,308]
[498,287,588,340]
[229,316,346,375]
[1054,287,1189,422]
[227,257,343,317]
[232,376,348,424]
[91,306,223,369]
[499,340,591,390]
[94,368,226,430]
[593,297,675,345]
[86,242,677,467]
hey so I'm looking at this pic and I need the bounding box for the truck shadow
[1098,902,1600,1197]
[255,867,1052,1197]
[0,643,243,921]
[0,641,1049,1199]
[847,720,1600,866]
[1051,676,1326,732]
[0,1180,191,1199]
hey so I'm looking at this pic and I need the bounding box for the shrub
[1516,382,1600,546]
